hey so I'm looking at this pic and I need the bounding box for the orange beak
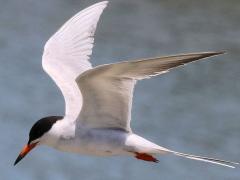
[14,142,38,166]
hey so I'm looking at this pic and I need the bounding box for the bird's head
[14,116,63,166]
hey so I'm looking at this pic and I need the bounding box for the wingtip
[212,50,227,55]
[196,51,227,59]
[203,51,226,55]
[218,50,227,54]
[91,1,109,9]
[101,1,109,9]
[99,1,109,6]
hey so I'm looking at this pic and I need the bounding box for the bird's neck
[41,117,76,147]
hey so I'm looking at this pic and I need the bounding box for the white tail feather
[171,151,239,168]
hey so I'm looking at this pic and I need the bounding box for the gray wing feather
[76,52,224,131]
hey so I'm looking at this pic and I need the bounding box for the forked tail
[128,134,238,168]
[170,150,239,168]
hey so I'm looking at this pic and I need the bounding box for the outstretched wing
[76,52,224,132]
[42,1,108,120]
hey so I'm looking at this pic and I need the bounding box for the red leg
[135,152,159,163]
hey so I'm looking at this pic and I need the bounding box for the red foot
[135,152,159,163]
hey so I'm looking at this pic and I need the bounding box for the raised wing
[76,52,224,132]
[42,1,108,120]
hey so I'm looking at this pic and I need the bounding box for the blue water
[0,0,240,179]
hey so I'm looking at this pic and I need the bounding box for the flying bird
[14,1,238,168]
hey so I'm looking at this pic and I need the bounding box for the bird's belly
[55,128,130,156]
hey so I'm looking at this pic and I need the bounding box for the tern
[14,1,238,168]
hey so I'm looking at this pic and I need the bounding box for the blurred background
[0,0,240,179]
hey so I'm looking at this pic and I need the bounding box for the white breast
[53,127,130,156]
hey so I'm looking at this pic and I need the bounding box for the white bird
[14,1,238,169]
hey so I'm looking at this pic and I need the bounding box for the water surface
[0,0,240,179]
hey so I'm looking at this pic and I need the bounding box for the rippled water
[0,0,240,180]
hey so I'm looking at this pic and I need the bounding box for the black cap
[28,116,63,144]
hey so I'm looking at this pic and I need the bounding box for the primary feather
[76,52,224,131]
[42,1,108,121]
